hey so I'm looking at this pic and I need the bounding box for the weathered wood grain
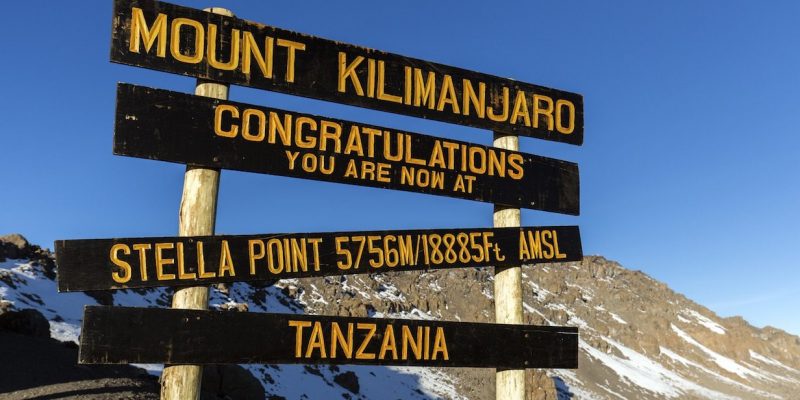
[79,306,579,369]
[111,0,584,145]
[113,83,580,214]
[56,226,583,292]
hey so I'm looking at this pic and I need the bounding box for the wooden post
[493,132,525,400]
[160,8,232,400]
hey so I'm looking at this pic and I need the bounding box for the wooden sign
[56,226,582,292]
[79,306,579,368]
[114,84,580,214]
[111,0,584,145]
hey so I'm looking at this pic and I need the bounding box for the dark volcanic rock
[0,233,57,279]
[0,308,50,338]
[0,331,154,394]
[201,364,265,400]
[333,371,360,394]
[0,233,30,261]
[0,378,159,399]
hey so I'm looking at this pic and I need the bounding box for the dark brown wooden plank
[111,0,583,145]
[114,83,580,214]
[56,226,582,292]
[79,306,579,368]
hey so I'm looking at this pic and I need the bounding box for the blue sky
[1,1,798,334]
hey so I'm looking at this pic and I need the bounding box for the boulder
[0,308,50,338]
[201,364,265,400]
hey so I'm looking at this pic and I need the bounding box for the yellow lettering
[218,240,235,277]
[366,58,375,97]
[413,68,436,109]
[424,326,431,360]
[404,134,427,166]
[431,327,449,360]
[248,239,265,275]
[214,104,239,138]
[527,230,542,259]
[468,146,487,175]
[109,244,132,284]
[429,141,446,169]
[276,38,305,82]
[507,154,524,180]
[556,99,575,134]
[510,90,531,126]
[197,241,215,278]
[553,230,567,259]
[541,230,555,259]
[319,121,342,152]
[487,149,505,177]
[170,18,204,64]
[291,239,307,272]
[343,159,358,178]
[519,231,530,259]
[533,94,554,131]
[402,325,423,360]
[377,60,402,103]
[383,132,403,162]
[331,322,353,358]
[361,128,381,158]
[295,117,318,149]
[207,24,239,70]
[289,320,312,357]
[308,238,322,271]
[176,242,195,280]
[403,66,412,104]
[376,163,391,183]
[355,323,377,359]
[436,74,460,114]
[379,325,398,360]
[154,242,176,280]
[453,174,466,192]
[269,111,292,146]
[462,79,486,118]
[487,87,510,122]
[306,321,327,358]
[343,125,364,156]
[129,8,167,57]
[241,32,273,78]
[242,108,266,141]
[338,52,364,95]
[266,239,284,274]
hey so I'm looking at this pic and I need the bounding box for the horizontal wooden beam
[114,84,580,214]
[56,226,582,292]
[111,0,583,144]
[79,306,579,369]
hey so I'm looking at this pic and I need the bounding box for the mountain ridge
[1,233,798,399]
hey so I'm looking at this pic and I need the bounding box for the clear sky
[1,1,798,334]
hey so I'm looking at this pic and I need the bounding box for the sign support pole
[493,132,525,400]
[160,8,232,400]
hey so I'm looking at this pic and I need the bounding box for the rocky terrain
[1,233,799,399]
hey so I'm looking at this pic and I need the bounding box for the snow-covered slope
[2,235,799,399]
[0,257,463,399]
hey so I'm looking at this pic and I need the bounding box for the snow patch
[661,347,781,399]
[609,312,627,325]
[1,260,98,342]
[749,350,800,374]
[671,324,769,381]
[582,337,737,399]
[683,309,726,334]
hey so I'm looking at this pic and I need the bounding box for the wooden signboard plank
[56,226,582,292]
[110,0,584,145]
[79,306,579,368]
[114,84,580,214]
